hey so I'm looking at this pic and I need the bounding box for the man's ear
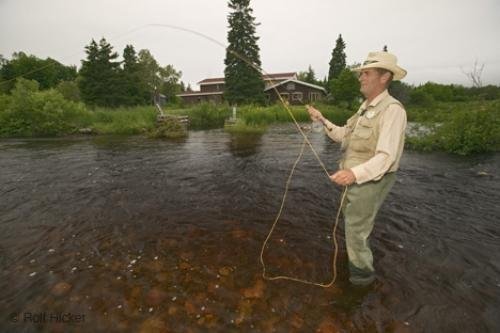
[381,71,391,85]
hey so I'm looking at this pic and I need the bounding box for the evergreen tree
[298,65,317,84]
[122,45,149,105]
[224,0,265,105]
[78,38,122,107]
[328,34,346,82]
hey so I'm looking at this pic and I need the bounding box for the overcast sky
[1,0,500,88]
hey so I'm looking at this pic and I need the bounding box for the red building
[177,72,326,105]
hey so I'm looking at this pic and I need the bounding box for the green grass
[89,106,157,135]
[1,83,499,155]
[406,100,500,155]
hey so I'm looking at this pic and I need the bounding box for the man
[307,51,407,286]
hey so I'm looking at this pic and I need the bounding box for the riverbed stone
[51,282,72,297]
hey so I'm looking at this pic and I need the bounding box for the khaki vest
[340,94,404,172]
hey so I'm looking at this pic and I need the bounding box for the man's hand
[306,105,324,122]
[330,169,356,186]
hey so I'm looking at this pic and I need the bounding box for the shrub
[407,101,500,155]
[409,89,435,107]
[0,78,91,137]
[187,102,231,130]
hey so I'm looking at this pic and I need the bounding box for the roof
[198,72,297,85]
[264,79,327,93]
[176,91,224,97]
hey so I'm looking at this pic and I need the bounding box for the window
[280,93,289,101]
[292,92,303,101]
[286,82,295,91]
[309,92,321,102]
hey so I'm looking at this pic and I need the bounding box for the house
[177,72,326,105]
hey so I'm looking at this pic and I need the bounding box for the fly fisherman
[307,51,407,286]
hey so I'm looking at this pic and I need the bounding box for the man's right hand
[306,105,324,123]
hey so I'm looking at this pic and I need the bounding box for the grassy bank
[1,80,498,155]
[406,99,500,155]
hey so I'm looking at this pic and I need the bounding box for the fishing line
[1,23,347,287]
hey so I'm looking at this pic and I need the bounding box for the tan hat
[353,51,407,80]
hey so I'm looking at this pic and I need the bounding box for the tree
[328,34,346,82]
[122,45,149,105]
[136,49,183,104]
[159,64,182,104]
[383,45,388,52]
[461,60,484,88]
[330,68,360,108]
[224,0,265,105]
[78,38,122,107]
[297,65,317,85]
[0,52,76,93]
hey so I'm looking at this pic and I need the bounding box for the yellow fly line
[0,23,348,287]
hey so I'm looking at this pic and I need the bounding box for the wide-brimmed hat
[353,51,407,80]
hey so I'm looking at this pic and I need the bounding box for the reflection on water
[228,133,263,157]
[1,126,499,332]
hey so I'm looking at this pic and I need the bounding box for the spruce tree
[78,38,122,107]
[224,0,265,105]
[298,65,317,84]
[122,45,149,105]
[328,34,346,82]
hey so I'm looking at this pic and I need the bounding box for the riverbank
[1,82,498,155]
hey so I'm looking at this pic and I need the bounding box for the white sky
[1,0,499,88]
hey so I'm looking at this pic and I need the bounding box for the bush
[56,80,81,102]
[0,78,91,137]
[437,107,500,155]
[148,118,187,139]
[407,101,500,155]
[187,102,231,130]
[409,89,435,107]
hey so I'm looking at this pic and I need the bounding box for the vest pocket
[352,123,373,139]
[350,122,374,152]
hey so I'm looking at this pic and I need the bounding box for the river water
[1,125,499,333]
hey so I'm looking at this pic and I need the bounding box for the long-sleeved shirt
[323,90,407,184]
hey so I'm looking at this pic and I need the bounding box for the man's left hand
[330,169,356,186]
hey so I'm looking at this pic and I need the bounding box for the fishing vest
[340,94,404,173]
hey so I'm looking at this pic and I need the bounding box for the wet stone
[316,317,343,333]
[242,279,265,299]
[139,317,169,333]
[51,282,72,297]
[219,266,233,276]
[155,272,169,282]
[290,313,304,330]
[146,288,168,306]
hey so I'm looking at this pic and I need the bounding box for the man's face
[358,68,387,98]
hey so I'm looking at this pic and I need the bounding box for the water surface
[1,125,499,332]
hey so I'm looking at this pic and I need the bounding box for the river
[1,125,499,332]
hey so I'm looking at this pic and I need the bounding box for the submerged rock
[139,317,169,333]
[242,279,265,299]
[51,281,72,297]
[146,288,168,306]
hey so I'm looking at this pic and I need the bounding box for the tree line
[1,0,499,109]
[0,39,185,108]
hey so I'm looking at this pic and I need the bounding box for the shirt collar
[359,89,389,114]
